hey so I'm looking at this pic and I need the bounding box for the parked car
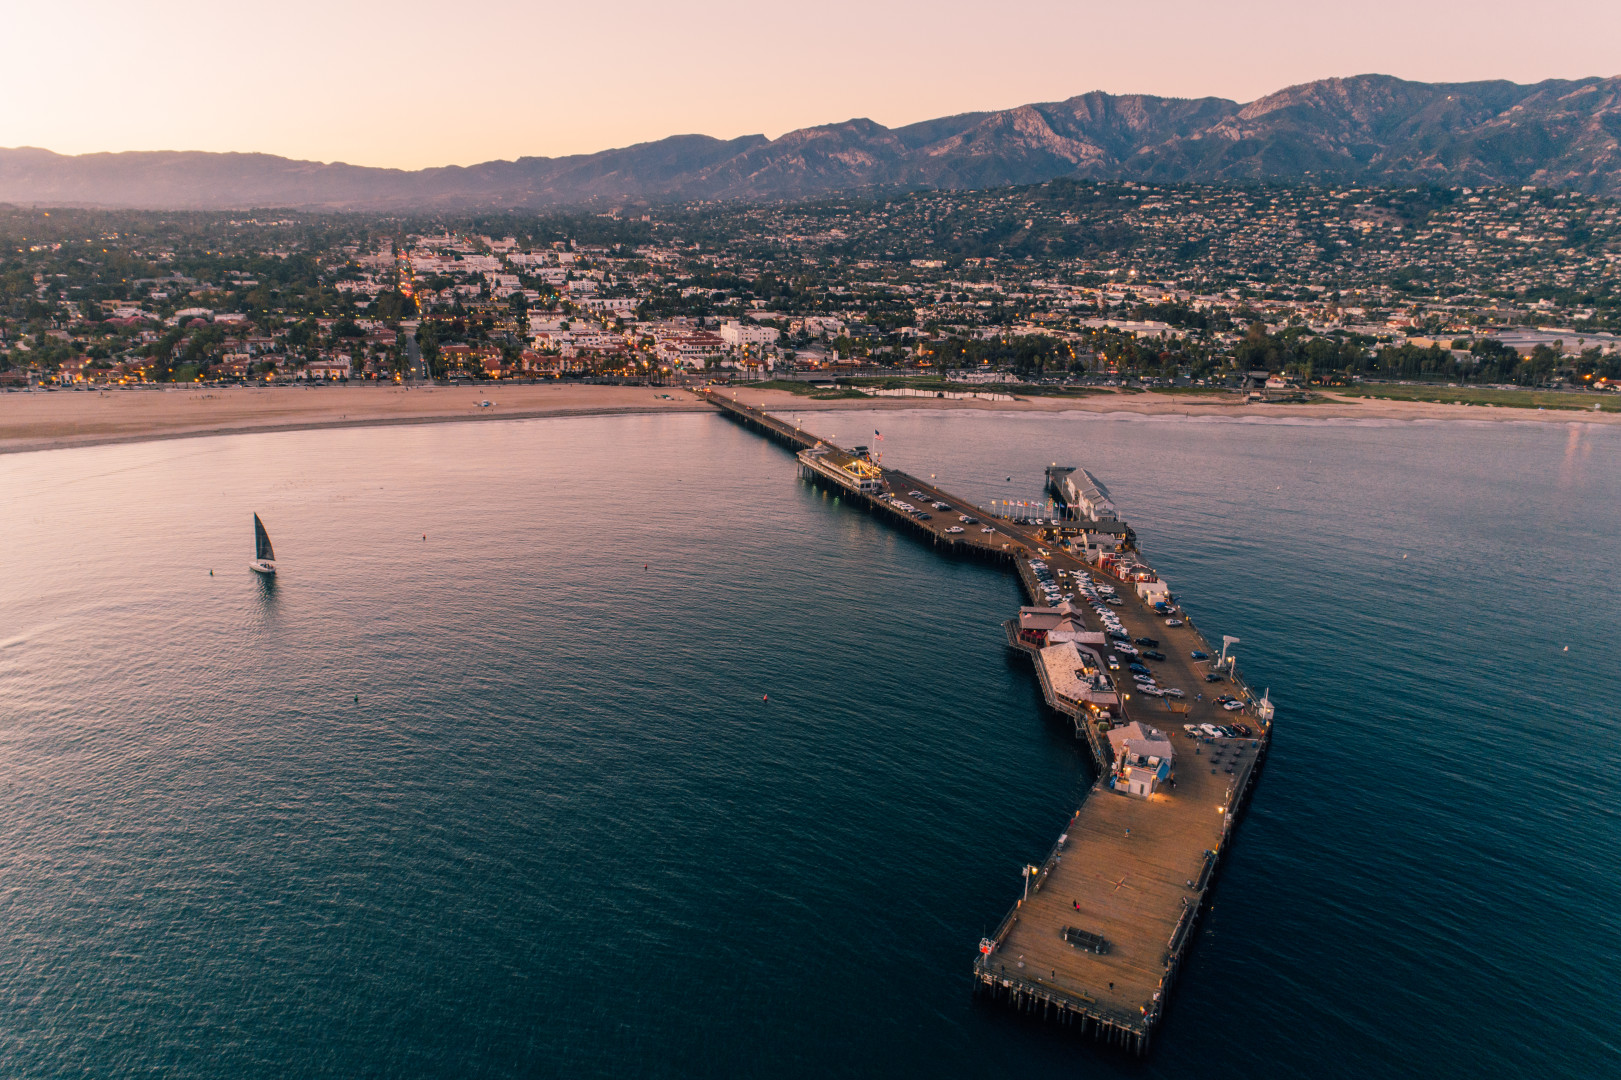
[1165,618,1184,626]
[1190,650,1209,660]
[1204,672,1226,683]
[1142,650,1166,662]
[1135,637,1159,647]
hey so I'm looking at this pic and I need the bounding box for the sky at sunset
[4,0,1618,170]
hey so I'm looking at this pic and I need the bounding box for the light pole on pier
[1023,863,1039,901]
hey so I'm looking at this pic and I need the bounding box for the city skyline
[3,0,1619,171]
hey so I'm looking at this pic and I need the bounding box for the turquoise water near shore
[0,410,1616,1077]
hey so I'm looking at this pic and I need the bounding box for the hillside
[2,74,1619,209]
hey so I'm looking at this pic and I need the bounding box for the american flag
[874,429,883,441]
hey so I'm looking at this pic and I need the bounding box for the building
[720,320,780,348]
[304,356,351,380]
[1038,640,1120,716]
[1063,469,1117,522]
[1106,721,1175,797]
[218,353,254,378]
[581,297,638,316]
[655,331,725,368]
[1135,579,1170,605]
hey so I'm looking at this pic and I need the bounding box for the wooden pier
[701,388,1271,1055]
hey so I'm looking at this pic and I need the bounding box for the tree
[416,321,443,379]
[373,289,417,322]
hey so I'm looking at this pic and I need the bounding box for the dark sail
[253,514,275,561]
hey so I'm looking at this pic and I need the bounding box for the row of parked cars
[1125,657,1186,699]
[883,492,934,521]
[1184,722,1254,739]
[1029,560,1067,606]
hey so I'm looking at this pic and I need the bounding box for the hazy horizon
[4,0,1619,171]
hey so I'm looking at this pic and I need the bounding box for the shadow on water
[251,570,278,620]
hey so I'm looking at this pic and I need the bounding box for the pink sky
[4,0,1617,170]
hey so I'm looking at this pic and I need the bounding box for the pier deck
[702,389,1270,1054]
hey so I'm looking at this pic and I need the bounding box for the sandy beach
[0,382,1615,456]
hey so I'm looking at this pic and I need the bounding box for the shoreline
[0,403,718,457]
[2,382,1616,457]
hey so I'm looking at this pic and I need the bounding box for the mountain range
[4,74,1620,211]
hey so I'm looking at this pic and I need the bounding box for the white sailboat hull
[249,560,277,576]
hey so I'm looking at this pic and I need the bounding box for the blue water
[0,410,1616,1077]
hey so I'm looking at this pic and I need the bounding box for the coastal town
[7,0,1621,1065]
[2,179,1620,400]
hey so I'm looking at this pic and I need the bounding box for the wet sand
[1,382,1614,456]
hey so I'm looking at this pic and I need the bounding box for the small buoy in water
[1563,645,1569,652]
[354,694,359,703]
[1402,554,1408,559]
[210,569,214,576]
[763,694,769,703]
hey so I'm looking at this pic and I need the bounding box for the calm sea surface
[0,408,1616,1078]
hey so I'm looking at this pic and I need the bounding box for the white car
[1223,700,1246,712]
[1162,688,1186,699]
[1165,618,1185,627]
[946,526,965,534]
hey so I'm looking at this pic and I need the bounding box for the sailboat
[250,513,277,576]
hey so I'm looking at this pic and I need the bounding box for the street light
[1022,864,1039,901]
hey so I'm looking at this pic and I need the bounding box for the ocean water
[0,409,1615,1078]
